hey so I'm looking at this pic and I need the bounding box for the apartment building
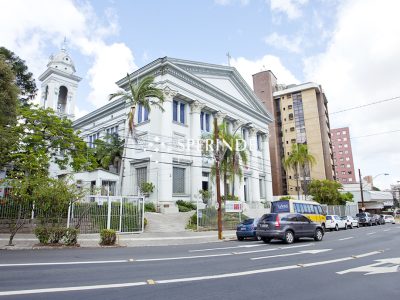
[331,127,356,184]
[253,71,335,196]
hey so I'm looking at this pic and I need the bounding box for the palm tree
[109,74,165,195]
[94,133,124,173]
[298,144,316,199]
[208,123,248,200]
[283,143,316,199]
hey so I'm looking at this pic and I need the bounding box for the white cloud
[304,0,400,189]
[269,0,309,20]
[264,32,302,53]
[0,0,137,110]
[230,55,299,88]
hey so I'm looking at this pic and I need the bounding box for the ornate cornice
[190,100,205,113]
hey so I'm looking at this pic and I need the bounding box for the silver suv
[356,212,373,226]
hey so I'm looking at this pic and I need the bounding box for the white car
[383,215,396,224]
[325,215,347,231]
[341,216,359,229]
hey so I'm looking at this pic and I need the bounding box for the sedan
[236,218,260,241]
[383,215,396,224]
[341,216,359,229]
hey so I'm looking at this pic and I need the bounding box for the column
[262,133,273,206]
[248,128,259,203]
[190,100,205,202]
[232,120,243,199]
[157,86,177,204]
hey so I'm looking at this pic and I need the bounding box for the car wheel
[344,224,348,230]
[284,230,294,244]
[335,224,339,231]
[261,237,271,244]
[237,237,244,241]
[314,228,323,241]
[255,236,262,241]
[350,224,354,229]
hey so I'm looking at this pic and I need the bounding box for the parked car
[341,216,359,229]
[356,212,373,226]
[256,213,324,244]
[236,218,260,241]
[377,215,386,225]
[370,214,381,225]
[325,215,347,231]
[383,215,396,224]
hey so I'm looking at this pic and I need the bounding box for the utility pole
[358,168,365,211]
[213,118,223,240]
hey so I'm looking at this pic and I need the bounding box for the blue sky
[1,0,400,189]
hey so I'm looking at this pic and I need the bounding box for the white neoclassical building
[73,57,273,211]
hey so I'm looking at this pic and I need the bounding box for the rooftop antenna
[226,52,231,66]
[61,36,67,52]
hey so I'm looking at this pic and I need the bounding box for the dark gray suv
[256,213,324,244]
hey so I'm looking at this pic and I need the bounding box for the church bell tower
[38,39,81,120]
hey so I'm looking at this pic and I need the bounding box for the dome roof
[47,49,76,74]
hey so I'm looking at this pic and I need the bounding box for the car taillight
[275,215,281,228]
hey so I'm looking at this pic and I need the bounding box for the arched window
[57,86,68,113]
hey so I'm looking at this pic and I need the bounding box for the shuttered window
[173,167,185,194]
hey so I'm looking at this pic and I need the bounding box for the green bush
[100,229,117,245]
[34,226,50,244]
[144,217,148,228]
[144,202,156,212]
[178,205,193,212]
[186,212,197,230]
[176,200,196,211]
[63,228,78,246]
[49,227,67,244]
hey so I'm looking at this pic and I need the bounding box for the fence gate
[67,196,144,234]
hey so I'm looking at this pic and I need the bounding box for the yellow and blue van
[271,199,327,229]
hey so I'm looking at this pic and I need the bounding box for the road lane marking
[0,244,313,267]
[135,253,233,262]
[366,232,376,235]
[251,249,332,260]
[0,250,383,297]
[232,243,313,255]
[337,257,400,275]
[0,260,128,267]
[383,229,391,232]
[0,282,148,296]
[338,237,354,241]
[189,244,263,252]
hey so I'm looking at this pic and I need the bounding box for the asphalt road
[0,223,399,300]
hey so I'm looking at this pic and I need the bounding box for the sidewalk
[0,231,237,249]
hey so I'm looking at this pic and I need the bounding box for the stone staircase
[144,212,193,232]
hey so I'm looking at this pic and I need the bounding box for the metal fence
[322,203,358,217]
[0,195,144,234]
[195,206,244,231]
[68,196,145,234]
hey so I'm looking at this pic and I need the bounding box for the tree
[0,57,19,168]
[283,143,316,199]
[340,192,354,203]
[94,134,124,173]
[5,105,96,177]
[0,47,37,105]
[205,123,248,200]
[109,75,165,194]
[308,179,346,205]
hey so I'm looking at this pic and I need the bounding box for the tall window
[257,134,262,151]
[101,181,116,196]
[173,100,185,124]
[173,167,185,194]
[88,133,100,148]
[200,112,211,132]
[106,125,119,139]
[136,167,147,193]
[292,92,306,143]
[138,104,149,124]
[259,178,265,198]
